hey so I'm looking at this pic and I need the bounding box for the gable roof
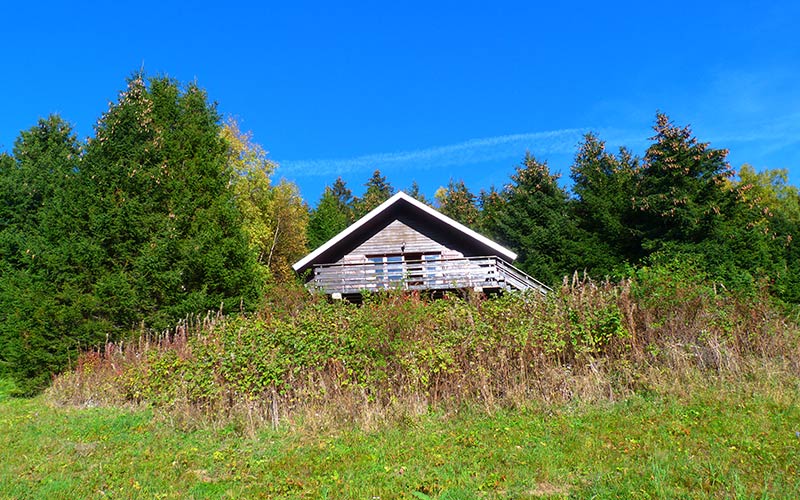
[293,191,517,272]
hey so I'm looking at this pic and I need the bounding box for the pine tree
[481,153,585,285]
[353,170,394,218]
[308,185,352,250]
[570,133,641,276]
[435,179,479,227]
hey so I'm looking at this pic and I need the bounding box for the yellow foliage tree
[222,119,308,282]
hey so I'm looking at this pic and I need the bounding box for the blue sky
[2,1,798,204]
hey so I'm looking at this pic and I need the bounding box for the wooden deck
[307,256,549,296]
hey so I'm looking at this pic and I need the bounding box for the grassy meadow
[1,371,799,498]
[3,274,800,498]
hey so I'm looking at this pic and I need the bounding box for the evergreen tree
[635,113,734,250]
[1,74,262,393]
[434,179,479,227]
[570,133,641,276]
[307,176,356,250]
[0,116,79,231]
[330,176,354,211]
[0,152,13,249]
[0,116,85,394]
[353,169,394,218]
[0,115,80,271]
[480,153,585,285]
[307,187,351,250]
[632,114,777,292]
[406,180,431,205]
[81,74,260,326]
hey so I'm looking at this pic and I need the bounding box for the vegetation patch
[2,69,800,497]
[3,372,799,498]
[49,269,800,434]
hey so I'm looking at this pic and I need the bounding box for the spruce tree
[307,185,352,250]
[1,74,262,393]
[0,116,85,394]
[632,114,776,292]
[406,180,430,205]
[330,176,354,210]
[82,74,260,327]
[570,133,641,276]
[481,153,585,285]
[353,170,394,218]
[635,113,734,249]
[434,179,479,228]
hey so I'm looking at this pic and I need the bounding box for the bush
[49,276,800,431]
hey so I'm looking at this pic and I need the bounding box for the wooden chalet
[292,192,549,299]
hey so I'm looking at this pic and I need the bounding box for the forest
[1,73,799,395]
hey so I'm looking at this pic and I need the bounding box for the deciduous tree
[223,119,308,282]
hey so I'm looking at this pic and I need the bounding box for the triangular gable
[293,191,517,273]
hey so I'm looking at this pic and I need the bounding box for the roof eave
[292,191,517,271]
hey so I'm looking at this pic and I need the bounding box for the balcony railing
[307,256,549,295]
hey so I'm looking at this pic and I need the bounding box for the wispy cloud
[276,108,800,180]
[278,128,590,177]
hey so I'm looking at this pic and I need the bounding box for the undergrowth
[48,271,800,433]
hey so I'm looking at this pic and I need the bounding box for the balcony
[307,256,549,296]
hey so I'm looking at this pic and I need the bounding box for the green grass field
[1,374,798,499]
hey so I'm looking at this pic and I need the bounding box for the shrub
[49,275,800,431]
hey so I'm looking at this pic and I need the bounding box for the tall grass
[6,377,799,498]
[48,271,800,432]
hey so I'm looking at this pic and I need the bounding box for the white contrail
[711,112,800,147]
[278,128,590,177]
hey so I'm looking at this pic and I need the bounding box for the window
[368,256,385,281]
[368,254,404,287]
[423,253,440,282]
[386,255,403,281]
[367,252,442,288]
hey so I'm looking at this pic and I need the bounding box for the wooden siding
[336,219,464,264]
[293,192,518,274]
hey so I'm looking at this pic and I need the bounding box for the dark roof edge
[292,191,517,272]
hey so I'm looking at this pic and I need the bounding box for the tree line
[1,73,798,394]
[309,115,800,298]
[0,74,306,394]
